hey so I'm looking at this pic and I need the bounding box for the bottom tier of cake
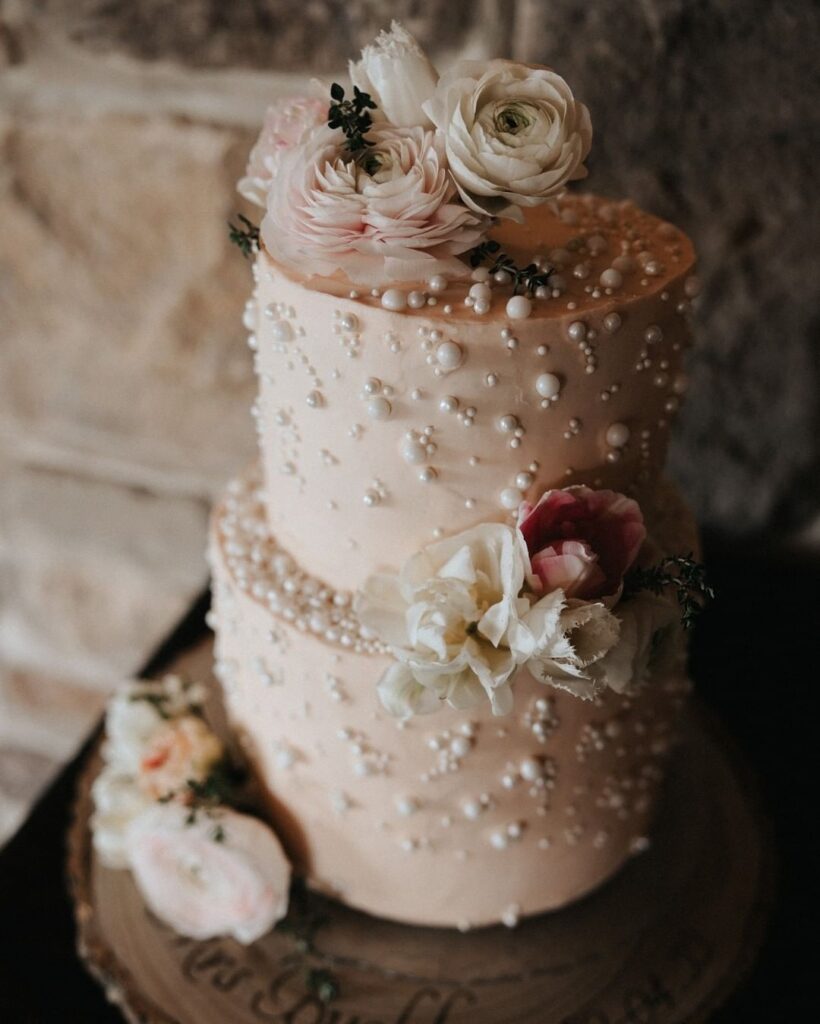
[208,470,697,929]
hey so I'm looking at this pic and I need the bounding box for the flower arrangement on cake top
[235,21,592,289]
[356,485,710,718]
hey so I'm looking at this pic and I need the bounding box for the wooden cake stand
[67,639,773,1024]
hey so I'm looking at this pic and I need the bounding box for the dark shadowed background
[0,1,818,837]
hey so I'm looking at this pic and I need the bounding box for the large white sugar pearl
[428,274,448,294]
[600,268,623,289]
[436,340,464,371]
[535,373,561,399]
[606,422,630,448]
[366,397,392,420]
[500,487,523,510]
[469,282,492,302]
[381,288,407,311]
[506,295,532,320]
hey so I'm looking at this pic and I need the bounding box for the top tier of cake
[246,192,696,594]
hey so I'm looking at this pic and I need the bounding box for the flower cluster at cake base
[357,485,703,718]
[91,675,291,944]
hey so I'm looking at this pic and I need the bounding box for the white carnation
[527,599,621,700]
[423,59,592,220]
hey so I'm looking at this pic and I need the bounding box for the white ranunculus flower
[126,804,291,944]
[349,21,438,128]
[527,599,621,700]
[595,592,682,694]
[357,523,570,718]
[423,59,592,219]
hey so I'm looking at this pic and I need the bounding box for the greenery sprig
[627,554,714,630]
[327,82,377,156]
[228,214,260,258]
[275,880,341,1003]
[469,239,554,296]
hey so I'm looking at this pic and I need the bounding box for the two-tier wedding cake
[91,23,706,942]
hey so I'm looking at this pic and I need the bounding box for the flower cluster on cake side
[356,484,709,718]
[234,20,592,318]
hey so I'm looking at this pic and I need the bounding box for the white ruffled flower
[91,677,222,868]
[126,804,290,944]
[527,599,621,701]
[349,21,438,128]
[357,523,566,717]
[423,59,592,219]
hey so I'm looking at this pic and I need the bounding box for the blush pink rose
[238,96,327,207]
[261,123,487,286]
[518,486,646,600]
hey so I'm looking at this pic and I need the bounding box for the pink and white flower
[126,804,291,944]
[137,716,224,801]
[518,486,646,601]
[423,59,592,220]
[261,123,487,286]
[238,96,327,207]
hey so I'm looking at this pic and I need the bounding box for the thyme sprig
[469,239,554,295]
[627,554,714,630]
[228,214,260,258]
[327,82,377,156]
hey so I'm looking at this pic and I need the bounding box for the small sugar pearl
[506,295,532,320]
[498,414,519,434]
[535,373,561,399]
[603,312,622,333]
[402,437,427,465]
[471,267,490,282]
[339,313,359,332]
[485,372,498,387]
[428,274,448,294]
[600,268,623,289]
[419,467,438,483]
[672,373,689,395]
[366,396,392,420]
[407,290,427,309]
[567,320,587,341]
[500,487,522,510]
[473,297,491,315]
[381,288,407,311]
[439,395,459,414]
[587,234,608,255]
[520,756,542,781]
[450,736,470,758]
[644,324,663,344]
[469,282,492,302]
[515,471,534,490]
[606,422,630,448]
[612,254,636,273]
[684,275,701,298]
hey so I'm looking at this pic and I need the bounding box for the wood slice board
[67,637,774,1024]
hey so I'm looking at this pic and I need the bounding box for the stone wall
[1,0,817,840]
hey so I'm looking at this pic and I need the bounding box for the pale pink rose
[127,804,291,944]
[518,486,646,600]
[238,96,327,207]
[137,715,223,801]
[261,123,487,286]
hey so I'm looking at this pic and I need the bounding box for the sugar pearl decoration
[506,295,532,320]
[469,282,492,302]
[498,414,519,433]
[381,288,407,311]
[339,313,359,332]
[272,321,293,343]
[439,395,459,414]
[419,467,438,483]
[567,321,587,341]
[535,373,561,399]
[500,487,522,510]
[515,472,534,490]
[436,340,464,371]
[401,435,427,465]
[407,290,427,309]
[600,268,623,289]
[603,312,622,333]
[366,396,392,420]
[427,275,448,294]
[606,422,630,448]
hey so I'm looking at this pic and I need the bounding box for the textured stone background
[1,0,818,840]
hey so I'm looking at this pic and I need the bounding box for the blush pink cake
[93,24,707,942]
